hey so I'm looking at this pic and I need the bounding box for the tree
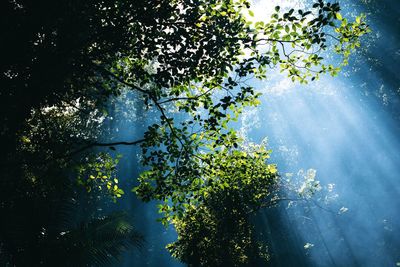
[165,142,278,266]
[0,0,368,266]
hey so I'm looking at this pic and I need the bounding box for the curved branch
[94,65,151,96]
[157,87,215,105]
[68,138,147,157]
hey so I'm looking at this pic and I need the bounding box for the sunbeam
[248,65,400,266]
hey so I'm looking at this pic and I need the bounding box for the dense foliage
[165,143,278,266]
[0,0,368,266]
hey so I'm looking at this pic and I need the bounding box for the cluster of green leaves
[334,13,369,66]
[138,141,278,220]
[77,153,124,202]
[163,143,278,266]
[167,204,268,267]
[249,1,370,82]
[17,101,104,164]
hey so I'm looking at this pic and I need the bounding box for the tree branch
[157,87,215,105]
[94,65,151,96]
[67,139,147,157]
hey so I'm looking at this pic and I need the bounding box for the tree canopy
[0,0,368,266]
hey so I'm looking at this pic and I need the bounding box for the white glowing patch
[297,168,321,198]
[304,242,314,249]
[327,183,335,192]
[259,72,340,96]
[339,206,349,214]
[248,0,306,23]
[264,75,297,95]
[240,0,308,59]
[239,107,261,140]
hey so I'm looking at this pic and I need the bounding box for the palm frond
[54,211,143,267]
